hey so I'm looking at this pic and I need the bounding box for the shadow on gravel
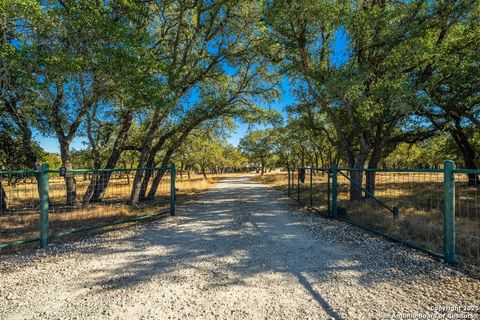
[73,176,441,320]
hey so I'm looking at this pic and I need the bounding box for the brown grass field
[255,171,480,268]
[0,173,235,246]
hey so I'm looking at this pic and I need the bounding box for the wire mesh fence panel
[337,169,445,256]
[455,171,480,267]
[258,165,478,268]
[47,168,171,237]
[336,169,351,211]
[305,168,330,211]
[0,171,41,245]
[295,168,307,204]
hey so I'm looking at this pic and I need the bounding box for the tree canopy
[1,0,479,206]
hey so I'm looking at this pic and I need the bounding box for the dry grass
[255,171,480,267]
[175,173,245,195]
[0,173,227,245]
[1,173,224,207]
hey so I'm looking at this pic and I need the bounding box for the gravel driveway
[0,176,479,320]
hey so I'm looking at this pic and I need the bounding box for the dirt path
[0,176,479,319]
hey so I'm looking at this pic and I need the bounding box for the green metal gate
[0,164,176,250]
[286,161,479,269]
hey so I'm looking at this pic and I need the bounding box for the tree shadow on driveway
[72,177,472,319]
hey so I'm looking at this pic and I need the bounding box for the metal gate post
[327,169,331,214]
[287,167,291,197]
[170,163,176,216]
[39,164,49,249]
[331,163,338,217]
[309,168,313,207]
[443,160,456,264]
[297,168,300,202]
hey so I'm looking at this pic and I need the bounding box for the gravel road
[0,176,479,320]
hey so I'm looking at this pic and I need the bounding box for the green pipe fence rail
[286,161,480,269]
[0,163,176,250]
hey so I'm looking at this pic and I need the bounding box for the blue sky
[229,27,349,146]
[37,28,349,153]
[36,77,294,152]
[35,74,296,153]
[36,99,292,153]
[229,77,295,146]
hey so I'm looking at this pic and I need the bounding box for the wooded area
[1,0,479,208]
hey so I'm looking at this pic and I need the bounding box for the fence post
[309,169,313,207]
[170,162,176,216]
[443,160,456,264]
[331,163,338,217]
[327,169,331,214]
[287,167,291,197]
[39,164,49,249]
[297,168,300,202]
[292,169,295,198]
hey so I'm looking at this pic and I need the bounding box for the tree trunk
[64,173,78,206]
[82,155,121,204]
[82,111,104,205]
[365,120,398,198]
[131,115,182,205]
[450,125,479,186]
[365,170,376,199]
[144,124,202,201]
[365,156,382,198]
[145,166,169,201]
[146,169,168,200]
[129,112,164,205]
[59,142,78,206]
[300,148,305,167]
[129,155,149,205]
[83,111,134,204]
[144,138,182,201]
[137,130,180,202]
[348,148,369,202]
[349,169,363,202]
[82,172,100,205]
[0,181,8,212]
[49,83,93,207]
[3,97,40,195]
[138,157,157,202]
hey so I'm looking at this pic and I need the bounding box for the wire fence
[0,170,41,246]
[286,162,480,269]
[0,165,175,250]
[336,169,445,259]
[454,169,480,267]
[3,161,478,268]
